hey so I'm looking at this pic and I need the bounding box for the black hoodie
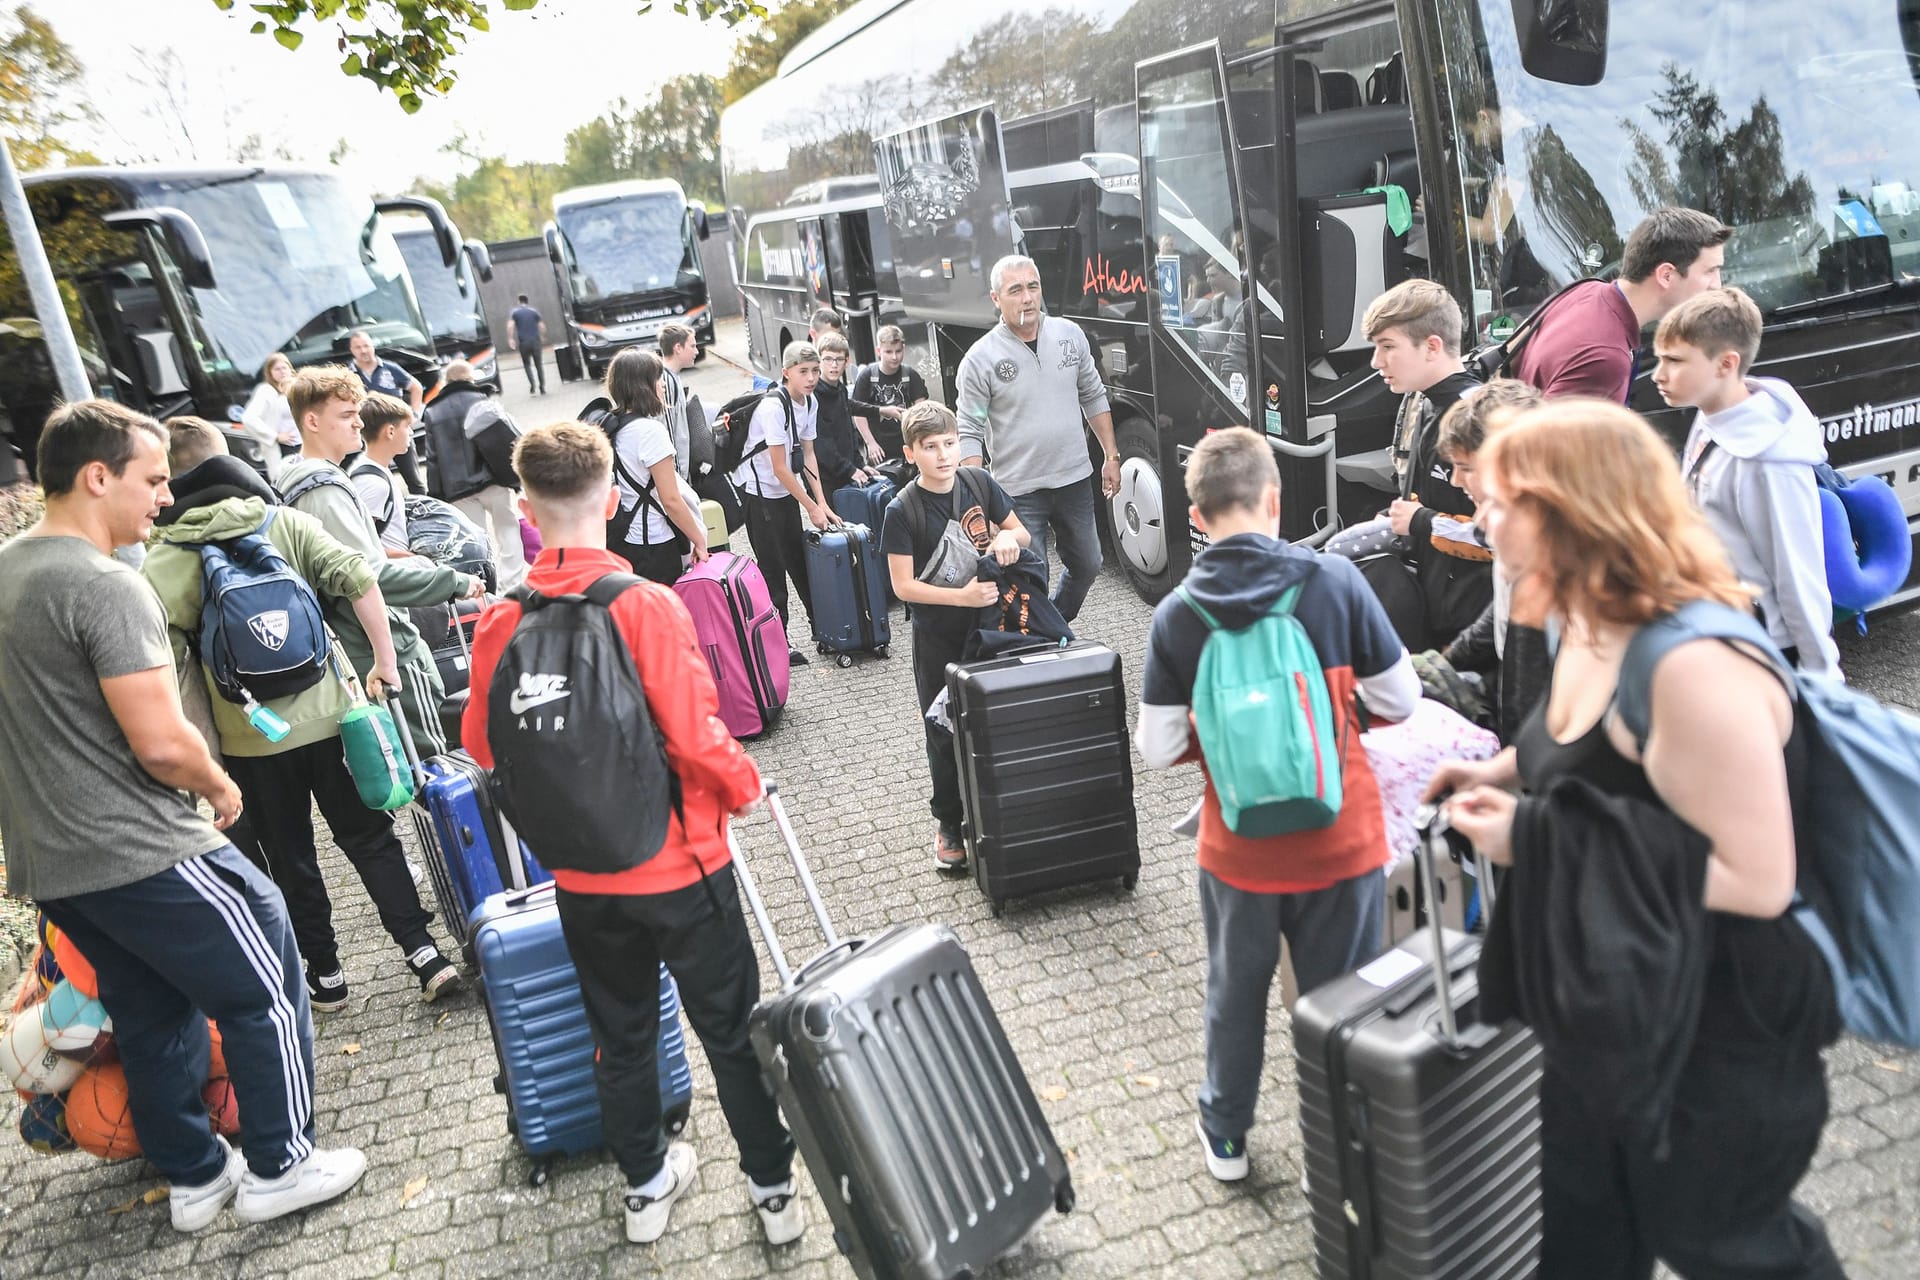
[155,454,280,528]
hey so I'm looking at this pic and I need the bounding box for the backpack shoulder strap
[1173,584,1223,631]
[583,572,646,609]
[279,467,352,510]
[1615,600,1792,750]
[347,458,396,530]
[1502,278,1594,367]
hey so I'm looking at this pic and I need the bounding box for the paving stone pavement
[2,332,1917,1276]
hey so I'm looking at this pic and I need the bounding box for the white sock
[629,1164,674,1201]
[750,1176,794,1206]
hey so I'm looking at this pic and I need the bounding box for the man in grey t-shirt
[956,254,1120,622]
[0,401,365,1231]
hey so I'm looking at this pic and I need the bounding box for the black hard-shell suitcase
[1293,810,1543,1279]
[733,789,1073,1280]
[946,641,1140,913]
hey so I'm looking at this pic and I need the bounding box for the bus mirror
[543,223,564,265]
[464,239,494,284]
[1512,0,1608,86]
[691,206,711,241]
[377,195,459,268]
[103,207,217,291]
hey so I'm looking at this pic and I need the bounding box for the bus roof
[551,178,688,211]
[21,163,336,190]
[779,0,911,79]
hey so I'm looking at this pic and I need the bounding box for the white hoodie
[1681,376,1841,678]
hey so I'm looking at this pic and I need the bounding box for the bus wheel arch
[1105,411,1173,605]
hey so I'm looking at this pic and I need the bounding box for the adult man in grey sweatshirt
[956,255,1120,622]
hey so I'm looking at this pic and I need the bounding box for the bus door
[1136,43,1319,568]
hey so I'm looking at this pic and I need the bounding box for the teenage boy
[279,366,485,758]
[658,322,700,477]
[461,422,804,1249]
[732,341,836,663]
[142,400,461,1011]
[1514,206,1730,401]
[348,392,420,559]
[880,402,1031,870]
[2,400,364,1232]
[347,329,426,493]
[811,333,888,496]
[851,325,927,461]
[1328,280,1488,648]
[808,307,842,344]
[1135,426,1419,1183]
[1655,286,1840,677]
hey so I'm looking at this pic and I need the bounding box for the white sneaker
[232,1147,368,1224]
[170,1135,246,1233]
[1197,1117,1250,1182]
[749,1176,807,1246]
[624,1143,697,1244]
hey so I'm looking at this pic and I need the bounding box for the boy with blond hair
[851,324,927,461]
[1655,286,1839,676]
[348,392,419,559]
[461,422,802,1249]
[1136,426,1419,1184]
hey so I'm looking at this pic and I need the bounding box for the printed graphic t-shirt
[880,468,1013,642]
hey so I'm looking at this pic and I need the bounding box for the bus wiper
[558,197,626,214]
[1771,278,1911,317]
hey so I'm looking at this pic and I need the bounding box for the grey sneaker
[232,1147,368,1223]
[170,1135,246,1233]
[624,1143,697,1244]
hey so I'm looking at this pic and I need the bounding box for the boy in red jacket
[461,422,803,1248]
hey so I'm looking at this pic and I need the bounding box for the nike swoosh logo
[508,689,570,716]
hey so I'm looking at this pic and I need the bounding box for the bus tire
[1105,415,1173,605]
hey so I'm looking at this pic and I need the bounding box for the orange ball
[65,1062,142,1161]
[46,924,97,1001]
[201,1076,241,1138]
[205,1021,226,1081]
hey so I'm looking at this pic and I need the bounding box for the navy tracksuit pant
[38,844,317,1184]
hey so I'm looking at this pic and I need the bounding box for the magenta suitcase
[674,551,789,739]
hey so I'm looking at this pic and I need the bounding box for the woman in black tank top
[1423,402,1844,1280]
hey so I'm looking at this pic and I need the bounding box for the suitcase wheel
[1054,1181,1076,1215]
[875,645,888,659]
[664,1100,690,1136]
[816,642,827,654]
[493,1072,505,1095]
[988,897,1004,918]
[528,1160,550,1189]
[836,653,854,669]
[1123,873,1138,891]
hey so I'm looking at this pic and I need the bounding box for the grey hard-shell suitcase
[732,789,1073,1280]
[946,641,1140,913]
[1292,810,1543,1279]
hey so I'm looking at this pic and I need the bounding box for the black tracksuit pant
[912,624,967,841]
[555,871,795,1188]
[225,736,436,974]
[742,491,811,631]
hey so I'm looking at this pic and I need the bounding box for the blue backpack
[198,509,332,706]
[1617,600,1920,1048]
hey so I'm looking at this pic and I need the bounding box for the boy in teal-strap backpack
[1135,428,1421,1185]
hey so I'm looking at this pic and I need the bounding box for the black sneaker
[788,648,811,666]
[307,967,349,1012]
[406,945,462,1003]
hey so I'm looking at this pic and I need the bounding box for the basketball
[17,1091,78,1155]
[0,1004,86,1095]
[201,1076,241,1138]
[205,1021,226,1080]
[65,1062,142,1160]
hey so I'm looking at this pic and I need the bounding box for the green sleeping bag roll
[339,702,415,811]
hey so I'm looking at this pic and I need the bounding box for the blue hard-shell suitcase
[472,884,696,1186]
[805,523,891,666]
[832,478,896,543]
[409,751,548,952]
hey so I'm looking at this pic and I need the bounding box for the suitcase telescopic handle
[1414,802,1474,1049]
[726,783,842,992]
[385,686,429,794]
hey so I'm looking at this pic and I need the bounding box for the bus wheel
[1106,416,1172,604]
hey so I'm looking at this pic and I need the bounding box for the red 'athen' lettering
[1084,254,1149,297]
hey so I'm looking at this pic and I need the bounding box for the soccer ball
[17,1091,78,1155]
[0,1003,86,1095]
[65,1062,142,1160]
[41,981,112,1061]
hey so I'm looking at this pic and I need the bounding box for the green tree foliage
[415,132,567,241]
[216,0,768,114]
[0,3,94,169]
[719,0,844,104]
[562,74,724,204]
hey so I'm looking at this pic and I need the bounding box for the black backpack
[488,573,679,874]
[684,392,716,476]
[596,410,691,552]
[712,388,787,477]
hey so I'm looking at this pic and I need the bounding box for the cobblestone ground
[2,328,1917,1277]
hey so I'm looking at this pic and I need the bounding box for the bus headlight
[579,328,611,348]
[473,352,497,381]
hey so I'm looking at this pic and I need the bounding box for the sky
[52,0,747,195]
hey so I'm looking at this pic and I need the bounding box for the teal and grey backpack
[1176,583,1347,836]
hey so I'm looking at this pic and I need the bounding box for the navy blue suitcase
[832,478,896,543]
[805,523,891,666]
[473,884,696,1186]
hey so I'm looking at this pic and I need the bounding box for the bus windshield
[395,228,484,345]
[127,172,432,377]
[555,194,699,303]
[1439,0,1920,326]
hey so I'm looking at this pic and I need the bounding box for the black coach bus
[542,178,715,383]
[393,218,499,394]
[722,0,1920,607]
[0,166,457,478]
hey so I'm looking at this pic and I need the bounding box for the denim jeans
[1009,475,1102,623]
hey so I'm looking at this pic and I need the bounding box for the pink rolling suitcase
[673,551,789,739]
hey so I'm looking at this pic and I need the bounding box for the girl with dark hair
[600,349,707,583]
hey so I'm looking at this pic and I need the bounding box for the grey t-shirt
[0,536,225,900]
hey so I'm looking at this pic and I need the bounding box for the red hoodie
[462,546,761,895]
